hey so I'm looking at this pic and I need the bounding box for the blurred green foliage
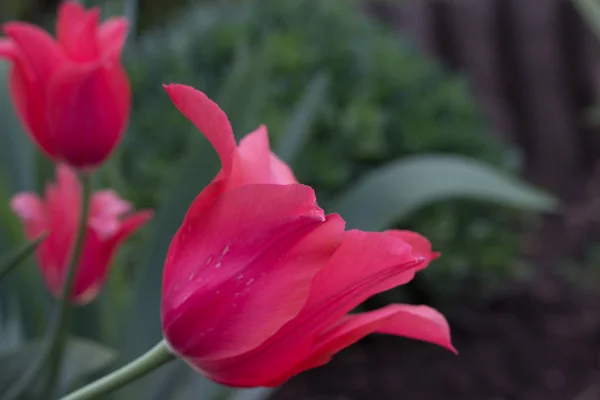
[121,0,531,303]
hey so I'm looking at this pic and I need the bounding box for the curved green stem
[60,340,175,400]
[1,173,92,400]
[43,172,93,399]
[0,232,47,281]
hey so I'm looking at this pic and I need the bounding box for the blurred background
[1,0,600,399]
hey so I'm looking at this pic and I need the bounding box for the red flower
[0,1,130,169]
[160,84,456,387]
[10,164,152,304]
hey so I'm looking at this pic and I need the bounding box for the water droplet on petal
[222,244,231,256]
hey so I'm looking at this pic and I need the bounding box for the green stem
[43,172,93,399]
[1,174,92,400]
[0,233,47,280]
[60,340,175,400]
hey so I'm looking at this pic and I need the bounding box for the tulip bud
[11,164,152,304]
[160,85,455,387]
[0,2,130,169]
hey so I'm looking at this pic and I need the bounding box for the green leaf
[574,0,600,42]
[276,71,330,164]
[0,234,46,281]
[0,338,117,397]
[332,154,558,231]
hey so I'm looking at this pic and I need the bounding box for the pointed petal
[277,304,456,382]
[43,164,81,283]
[230,125,298,186]
[66,227,103,303]
[164,84,237,174]
[371,305,456,352]
[318,304,455,355]
[71,210,152,304]
[57,3,101,62]
[296,230,434,332]
[57,0,85,39]
[3,22,64,83]
[385,229,441,261]
[230,125,272,186]
[46,61,129,168]
[269,153,298,185]
[106,210,153,248]
[98,17,128,60]
[162,184,333,360]
[89,190,133,239]
[225,305,454,388]
[10,193,47,239]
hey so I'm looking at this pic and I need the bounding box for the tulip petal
[172,229,436,387]
[385,229,441,261]
[43,164,80,276]
[231,125,272,185]
[57,3,101,62]
[72,210,152,304]
[264,304,456,386]
[89,190,133,239]
[162,184,335,360]
[46,61,129,168]
[296,230,434,332]
[98,17,128,60]
[0,39,17,60]
[269,153,298,185]
[316,304,456,357]
[107,210,153,248]
[10,193,47,239]
[164,84,237,174]
[2,23,64,158]
[57,0,85,39]
[23,165,80,297]
[3,22,64,83]
[231,125,299,186]
[8,59,58,157]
